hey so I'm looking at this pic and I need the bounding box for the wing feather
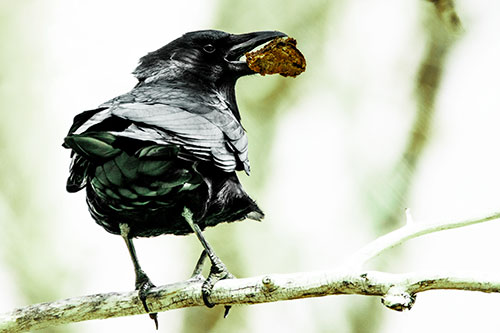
[108,102,249,172]
[66,99,249,173]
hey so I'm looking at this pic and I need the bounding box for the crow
[63,29,286,326]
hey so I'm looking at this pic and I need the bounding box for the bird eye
[203,44,216,53]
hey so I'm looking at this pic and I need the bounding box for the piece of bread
[246,37,306,77]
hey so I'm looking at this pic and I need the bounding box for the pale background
[1,0,500,332]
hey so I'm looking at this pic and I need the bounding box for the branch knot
[261,276,277,292]
[381,286,416,311]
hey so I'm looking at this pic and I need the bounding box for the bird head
[133,30,287,86]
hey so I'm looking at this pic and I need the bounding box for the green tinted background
[1,0,500,332]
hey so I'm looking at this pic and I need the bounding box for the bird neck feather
[217,78,241,122]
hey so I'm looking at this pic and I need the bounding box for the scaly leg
[182,208,233,317]
[120,223,159,329]
[190,250,208,280]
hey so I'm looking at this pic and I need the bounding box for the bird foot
[202,260,234,317]
[136,270,159,329]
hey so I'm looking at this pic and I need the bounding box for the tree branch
[346,209,500,268]
[2,269,500,332]
[1,209,500,332]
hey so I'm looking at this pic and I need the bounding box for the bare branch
[2,269,500,332]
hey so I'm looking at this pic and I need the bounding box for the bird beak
[226,31,287,75]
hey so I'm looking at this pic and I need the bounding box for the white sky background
[1,0,500,332]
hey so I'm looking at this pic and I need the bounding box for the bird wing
[67,100,249,174]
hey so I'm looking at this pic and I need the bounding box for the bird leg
[120,223,159,329]
[182,208,233,316]
[190,250,208,280]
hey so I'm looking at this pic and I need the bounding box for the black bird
[63,29,286,325]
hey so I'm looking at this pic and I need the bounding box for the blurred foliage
[0,1,466,332]
[427,0,463,32]
[366,3,460,234]
[353,3,461,333]
[0,2,77,333]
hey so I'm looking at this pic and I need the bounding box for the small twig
[346,210,500,268]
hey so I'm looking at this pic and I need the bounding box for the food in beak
[245,37,306,77]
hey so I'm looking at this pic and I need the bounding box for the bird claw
[201,260,234,317]
[148,313,159,330]
[135,270,159,329]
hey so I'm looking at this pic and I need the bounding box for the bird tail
[246,208,265,221]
